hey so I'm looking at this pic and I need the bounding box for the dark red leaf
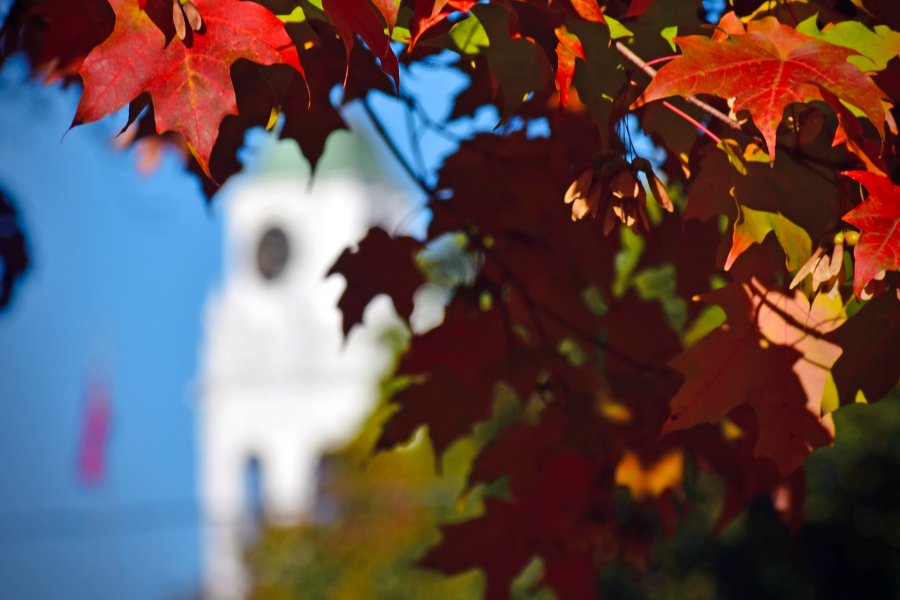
[328,227,425,336]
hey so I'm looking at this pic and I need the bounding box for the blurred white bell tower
[196,133,406,599]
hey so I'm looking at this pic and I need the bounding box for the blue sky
[0,58,221,599]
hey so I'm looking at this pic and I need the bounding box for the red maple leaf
[554,26,585,110]
[74,0,304,175]
[322,0,399,87]
[827,290,900,405]
[327,227,425,336]
[377,293,518,454]
[568,0,605,23]
[664,283,833,475]
[370,0,400,33]
[841,171,900,298]
[639,15,887,160]
[0,0,114,80]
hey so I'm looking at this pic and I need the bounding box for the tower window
[255,226,291,281]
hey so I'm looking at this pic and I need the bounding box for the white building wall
[198,174,402,599]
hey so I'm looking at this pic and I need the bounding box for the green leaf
[567,20,624,144]
[471,4,551,118]
[716,139,748,176]
[391,25,411,43]
[604,15,633,40]
[449,19,488,55]
[796,15,900,72]
[660,25,678,51]
[278,6,306,23]
[444,14,489,55]
[613,225,644,297]
[633,264,687,332]
[682,304,727,347]
[725,204,813,272]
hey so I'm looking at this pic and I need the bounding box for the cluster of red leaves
[2,0,899,597]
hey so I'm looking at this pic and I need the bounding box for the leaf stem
[662,100,722,143]
[643,55,679,68]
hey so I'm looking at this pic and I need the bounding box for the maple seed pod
[607,168,649,233]
[183,2,203,32]
[790,246,821,290]
[564,169,595,221]
[610,168,640,200]
[791,239,845,298]
[566,156,658,233]
[173,0,187,41]
[860,270,887,301]
[631,157,674,213]
[585,178,605,219]
[173,0,203,41]
[603,196,618,235]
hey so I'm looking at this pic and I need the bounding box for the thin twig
[747,279,834,343]
[361,97,435,197]
[614,41,744,133]
[403,99,430,189]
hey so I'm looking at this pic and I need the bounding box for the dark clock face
[255,226,291,281]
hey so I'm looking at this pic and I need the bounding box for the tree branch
[361,97,435,197]
[748,279,836,343]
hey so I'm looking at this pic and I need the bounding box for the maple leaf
[686,140,841,246]
[827,290,900,405]
[430,416,607,600]
[328,227,425,336]
[371,0,400,34]
[753,284,845,417]
[74,0,304,175]
[639,15,888,160]
[0,0,114,79]
[378,370,495,455]
[421,498,536,600]
[568,0,605,24]
[378,292,528,454]
[725,203,812,272]
[795,15,900,73]
[409,0,449,50]
[841,171,900,298]
[665,283,833,475]
[554,26,585,110]
[321,0,399,88]
[467,4,552,118]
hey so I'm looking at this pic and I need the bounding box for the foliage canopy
[2,0,899,597]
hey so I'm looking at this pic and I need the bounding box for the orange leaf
[639,14,888,161]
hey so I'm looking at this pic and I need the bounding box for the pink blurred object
[77,375,111,485]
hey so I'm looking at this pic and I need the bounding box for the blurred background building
[197,135,405,599]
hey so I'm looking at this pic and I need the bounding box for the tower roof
[249,110,391,184]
